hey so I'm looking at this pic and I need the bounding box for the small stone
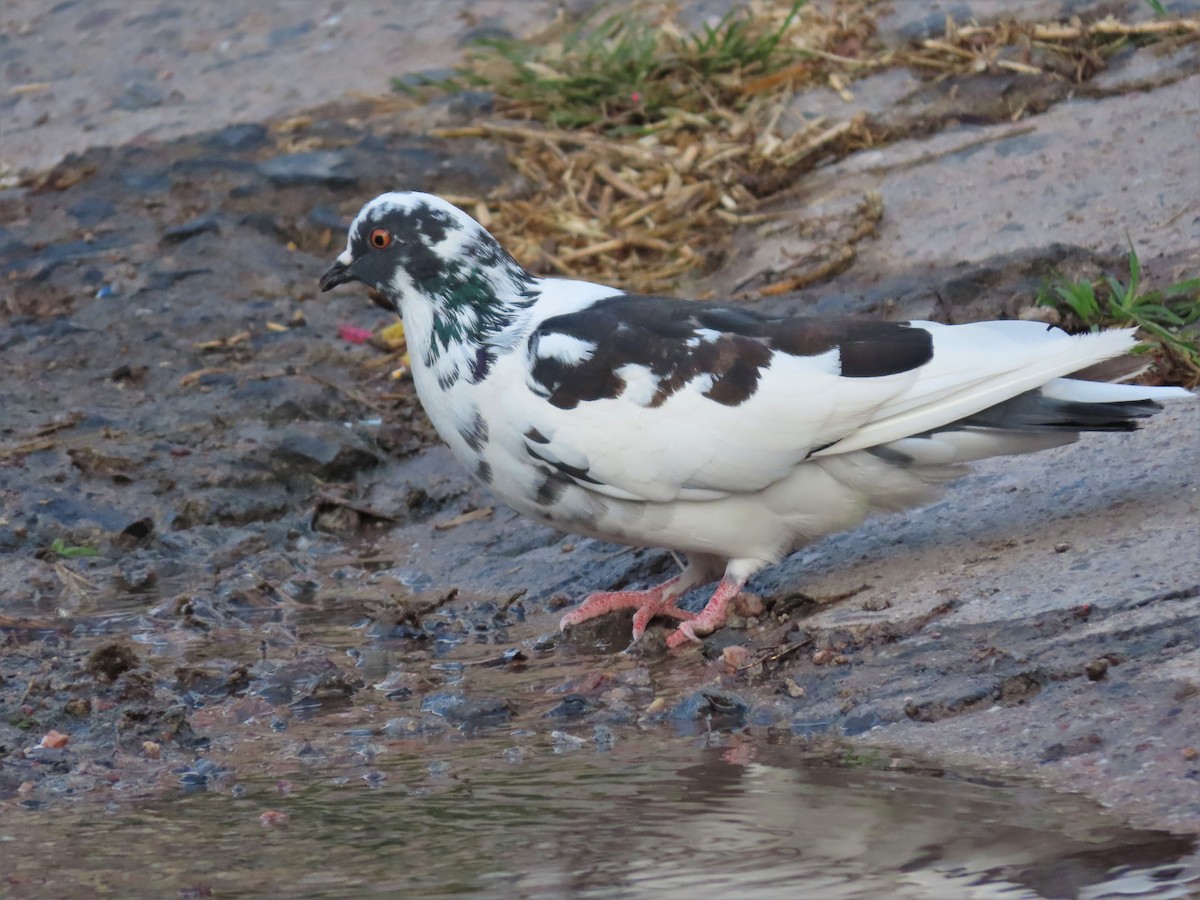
[1084,658,1110,681]
[142,741,161,760]
[39,730,69,749]
[783,677,806,699]
[270,426,379,480]
[64,698,90,716]
[721,645,751,670]
[733,591,765,617]
[1182,747,1198,761]
[419,692,514,726]
[259,151,356,189]
[205,123,269,151]
[593,725,616,750]
[551,731,585,752]
[812,648,836,665]
[861,595,892,612]
[1054,543,1071,553]
[668,690,749,727]
[545,694,594,719]
[162,216,221,245]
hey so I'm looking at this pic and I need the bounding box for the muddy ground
[1,0,1198,850]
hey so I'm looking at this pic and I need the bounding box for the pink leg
[666,579,743,649]
[559,575,695,641]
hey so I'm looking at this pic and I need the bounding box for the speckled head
[319,192,537,366]
[319,192,517,297]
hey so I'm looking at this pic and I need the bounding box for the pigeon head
[320,193,536,358]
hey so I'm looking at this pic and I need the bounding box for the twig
[1031,18,1200,40]
[314,490,399,522]
[594,163,650,202]
[738,640,808,672]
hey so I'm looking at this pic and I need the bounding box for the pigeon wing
[510,297,1143,504]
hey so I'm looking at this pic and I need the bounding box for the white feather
[811,326,1142,456]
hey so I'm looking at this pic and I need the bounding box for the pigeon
[320,191,1192,649]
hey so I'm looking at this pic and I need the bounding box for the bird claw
[666,622,704,649]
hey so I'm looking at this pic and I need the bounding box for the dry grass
[402,2,1198,302]
[413,0,881,296]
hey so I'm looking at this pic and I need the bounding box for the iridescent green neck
[423,260,535,365]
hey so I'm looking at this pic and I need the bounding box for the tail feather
[961,391,1163,433]
[870,375,1192,466]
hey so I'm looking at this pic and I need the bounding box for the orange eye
[368,228,391,249]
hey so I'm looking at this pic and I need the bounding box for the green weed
[47,538,100,559]
[398,2,808,131]
[1038,246,1200,384]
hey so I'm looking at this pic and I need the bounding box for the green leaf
[1126,245,1141,300]
[1163,277,1200,297]
[49,537,100,558]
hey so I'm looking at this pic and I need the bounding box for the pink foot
[666,580,742,649]
[559,575,695,641]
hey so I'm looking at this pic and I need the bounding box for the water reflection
[2,736,1196,898]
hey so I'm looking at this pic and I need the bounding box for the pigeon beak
[319,258,354,292]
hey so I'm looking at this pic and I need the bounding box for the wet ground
[4,733,1200,897]
[2,0,1199,895]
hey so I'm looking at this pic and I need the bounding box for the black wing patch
[528,295,933,410]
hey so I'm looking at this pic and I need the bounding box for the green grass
[397,1,807,131]
[1037,246,1200,383]
[47,537,100,559]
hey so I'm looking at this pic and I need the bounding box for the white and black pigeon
[320,191,1192,649]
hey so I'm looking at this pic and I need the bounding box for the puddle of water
[4,556,1197,898]
[2,734,1196,898]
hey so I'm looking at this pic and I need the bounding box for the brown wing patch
[527,297,933,412]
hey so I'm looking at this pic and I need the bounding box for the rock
[258,151,356,189]
[161,215,221,245]
[269,425,380,480]
[205,123,269,151]
[1084,657,1110,681]
[419,692,514,726]
[544,693,599,719]
[307,205,351,233]
[669,690,749,730]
